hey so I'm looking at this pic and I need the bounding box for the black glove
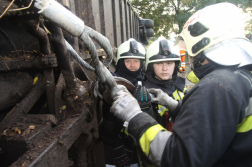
[133,85,151,112]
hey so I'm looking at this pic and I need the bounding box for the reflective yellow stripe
[178,91,184,99]
[183,88,187,93]
[237,115,252,132]
[120,128,129,135]
[173,90,181,100]
[173,91,179,100]
[139,124,166,156]
[187,71,200,84]
[158,105,168,116]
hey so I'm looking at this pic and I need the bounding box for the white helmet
[116,38,145,65]
[175,2,251,66]
[145,37,180,70]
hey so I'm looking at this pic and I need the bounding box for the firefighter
[134,37,186,131]
[95,38,145,167]
[110,2,252,167]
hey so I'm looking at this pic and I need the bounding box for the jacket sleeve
[129,71,247,167]
[128,112,172,167]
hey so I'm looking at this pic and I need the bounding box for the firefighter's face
[124,58,141,71]
[153,61,175,80]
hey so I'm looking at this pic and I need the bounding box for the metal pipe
[34,0,84,37]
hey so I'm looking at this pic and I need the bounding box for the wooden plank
[135,14,140,42]
[10,107,98,167]
[0,75,45,132]
[0,54,58,72]
[0,121,52,167]
[92,0,102,33]
[99,0,105,36]
[124,0,129,40]
[112,0,121,47]
[127,2,133,38]
[130,9,135,38]
[120,0,126,43]
[103,0,114,47]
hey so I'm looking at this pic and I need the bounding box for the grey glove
[111,86,142,124]
[148,88,178,111]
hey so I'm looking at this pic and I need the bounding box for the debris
[29,125,35,130]
[60,105,66,110]
[33,77,38,85]
[58,139,64,145]
[22,125,35,136]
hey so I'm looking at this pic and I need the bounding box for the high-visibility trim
[120,128,129,135]
[187,71,200,84]
[180,49,186,56]
[180,55,185,62]
[237,115,252,133]
[183,88,187,93]
[158,105,168,116]
[139,124,166,156]
[173,90,181,100]
[178,91,184,99]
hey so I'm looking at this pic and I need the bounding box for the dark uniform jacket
[101,70,142,166]
[128,68,252,167]
[143,72,186,128]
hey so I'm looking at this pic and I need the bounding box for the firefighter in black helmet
[109,2,252,167]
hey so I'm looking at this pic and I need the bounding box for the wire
[0,0,15,19]
[8,0,34,11]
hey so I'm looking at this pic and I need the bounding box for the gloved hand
[94,81,105,99]
[133,85,151,111]
[148,88,178,111]
[111,86,142,123]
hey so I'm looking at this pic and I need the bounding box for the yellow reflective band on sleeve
[237,115,252,133]
[187,71,200,84]
[139,124,166,156]
[158,105,168,116]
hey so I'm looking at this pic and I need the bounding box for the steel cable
[80,32,106,83]
[84,26,113,67]
[65,40,95,72]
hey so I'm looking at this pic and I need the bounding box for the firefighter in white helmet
[109,2,252,167]
[133,37,187,132]
[95,38,145,167]
[114,38,146,85]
